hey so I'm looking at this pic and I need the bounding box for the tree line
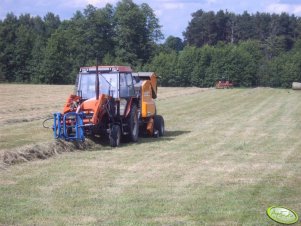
[146,10,301,87]
[145,40,301,87]
[0,0,301,87]
[184,10,301,48]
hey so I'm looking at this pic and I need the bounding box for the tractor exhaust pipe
[95,58,99,100]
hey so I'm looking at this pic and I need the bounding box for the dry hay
[157,87,212,100]
[0,139,96,168]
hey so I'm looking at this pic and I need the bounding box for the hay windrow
[0,139,96,168]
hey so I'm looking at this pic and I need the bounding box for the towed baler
[52,66,164,147]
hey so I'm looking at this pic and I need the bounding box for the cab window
[120,73,134,97]
[125,73,135,96]
[120,73,127,97]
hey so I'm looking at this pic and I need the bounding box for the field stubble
[0,84,301,225]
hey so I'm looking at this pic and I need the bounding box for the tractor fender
[125,97,138,118]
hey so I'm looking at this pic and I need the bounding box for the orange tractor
[53,66,164,147]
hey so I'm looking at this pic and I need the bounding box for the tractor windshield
[78,73,118,99]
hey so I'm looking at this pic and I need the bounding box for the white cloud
[154,9,163,17]
[162,3,185,10]
[207,0,217,4]
[293,5,301,14]
[0,6,3,19]
[60,0,118,9]
[266,3,290,14]
[266,3,301,15]
[87,0,118,7]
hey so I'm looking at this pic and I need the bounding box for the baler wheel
[154,115,165,137]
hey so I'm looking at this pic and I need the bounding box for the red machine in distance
[215,80,233,89]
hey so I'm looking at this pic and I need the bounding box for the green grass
[1,87,301,225]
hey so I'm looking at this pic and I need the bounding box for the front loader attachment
[53,112,85,142]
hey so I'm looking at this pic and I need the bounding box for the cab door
[119,73,135,116]
[120,73,135,97]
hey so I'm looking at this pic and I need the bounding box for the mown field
[0,84,301,225]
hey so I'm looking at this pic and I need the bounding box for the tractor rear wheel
[128,105,139,142]
[109,125,121,147]
[154,115,164,137]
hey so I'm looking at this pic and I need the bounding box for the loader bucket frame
[53,112,85,142]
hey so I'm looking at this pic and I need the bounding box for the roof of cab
[80,66,132,73]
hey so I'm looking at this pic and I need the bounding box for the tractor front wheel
[109,125,121,147]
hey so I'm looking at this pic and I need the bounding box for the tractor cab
[77,66,135,100]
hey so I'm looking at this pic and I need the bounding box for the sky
[1,0,301,39]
